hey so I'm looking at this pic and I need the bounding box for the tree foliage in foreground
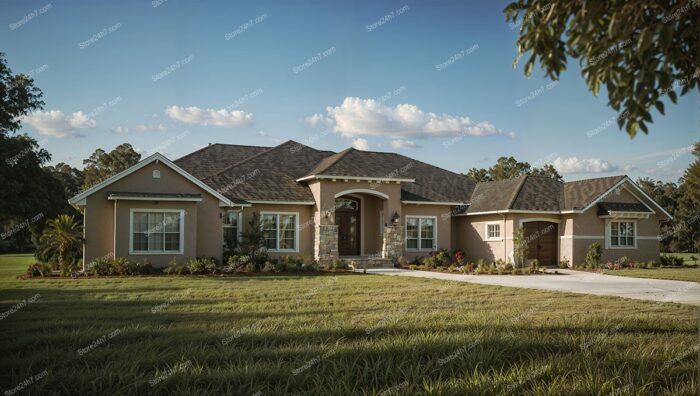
[465,156,563,182]
[505,0,699,137]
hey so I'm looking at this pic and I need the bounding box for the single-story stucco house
[68,140,671,268]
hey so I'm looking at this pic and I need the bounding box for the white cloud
[352,138,369,151]
[135,123,167,132]
[307,97,512,139]
[390,139,419,149]
[622,164,635,172]
[165,105,253,128]
[111,126,129,134]
[552,157,618,173]
[22,110,96,137]
[304,113,331,127]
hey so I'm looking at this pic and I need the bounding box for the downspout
[500,213,507,262]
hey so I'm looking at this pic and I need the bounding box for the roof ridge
[173,142,270,163]
[506,174,529,209]
[564,174,626,185]
[204,140,309,180]
[308,147,354,176]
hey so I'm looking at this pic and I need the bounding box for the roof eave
[297,174,415,183]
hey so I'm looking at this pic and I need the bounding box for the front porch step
[345,257,394,270]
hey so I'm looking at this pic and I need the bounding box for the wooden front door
[523,221,558,267]
[335,198,360,256]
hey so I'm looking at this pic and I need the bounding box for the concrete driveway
[363,268,700,306]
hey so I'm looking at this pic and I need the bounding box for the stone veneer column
[315,223,339,264]
[382,225,403,260]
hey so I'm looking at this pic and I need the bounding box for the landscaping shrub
[475,262,488,274]
[88,257,114,276]
[453,250,465,266]
[332,259,349,270]
[529,259,540,271]
[111,257,130,275]
[409,264,418,270]
[188,258,207,274]
[26,262,52,277]
[305,263,321,272]
[585,242,602,269]
[660,255,684,267]
[559,258,570,269]
[261,261,274,272]
[430,249,450,267]
[273,259,286,273]
[422,256,436,269]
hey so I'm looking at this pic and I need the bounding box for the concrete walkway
[363,268,700,306]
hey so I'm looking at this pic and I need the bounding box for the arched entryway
[522,220,559,267]
[335,197,361,256]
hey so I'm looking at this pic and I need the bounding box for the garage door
[523,221,558,267]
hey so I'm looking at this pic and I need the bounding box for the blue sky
[2,0,698,181]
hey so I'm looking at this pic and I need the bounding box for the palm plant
[38,215,84,275]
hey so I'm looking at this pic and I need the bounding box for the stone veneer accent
[315,224,339,263]
[382,225,403,260]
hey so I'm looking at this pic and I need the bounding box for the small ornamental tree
[239,212,268,269]
[585,242,602,269]
[513,226,528,268]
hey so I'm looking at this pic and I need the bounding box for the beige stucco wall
[454,207,662,266]
[83,162,224,267]
[456,214,506,263]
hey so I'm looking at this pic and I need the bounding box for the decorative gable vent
[153,170,161,179]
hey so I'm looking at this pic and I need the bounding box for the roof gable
[68,153,235,206]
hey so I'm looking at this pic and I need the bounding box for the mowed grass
[603,268,700,283]
[0,254,698,395]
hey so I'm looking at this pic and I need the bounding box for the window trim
[484,221,503,241]
[260,211,299,252]
[606,219,637,249]
[129,208,185,255]
[404,215,438,252]
[222,211,241,249]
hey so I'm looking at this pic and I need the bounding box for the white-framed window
[608,220,636,248]
[152,170,161,178]
[130,209,184,254]
[261,212,298,252]
[405,216,437,251]
[379,210,384,236]
[485,221,502,241]
[223,211,240,249]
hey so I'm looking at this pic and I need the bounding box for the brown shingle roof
[466,177,525,213]
[202,141,332,202]
[171,141,631,211]
[466,175,626,213]
[174,143,268,179]
[303,149,474,203]
[563,175,625,210]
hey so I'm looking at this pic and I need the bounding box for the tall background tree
[82,144,141,189]
[465,156,563,182]
[0,53,69,252]
[505,0,699,137]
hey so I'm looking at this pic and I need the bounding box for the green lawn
[603,268,700,283]
[1,254,698,395]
